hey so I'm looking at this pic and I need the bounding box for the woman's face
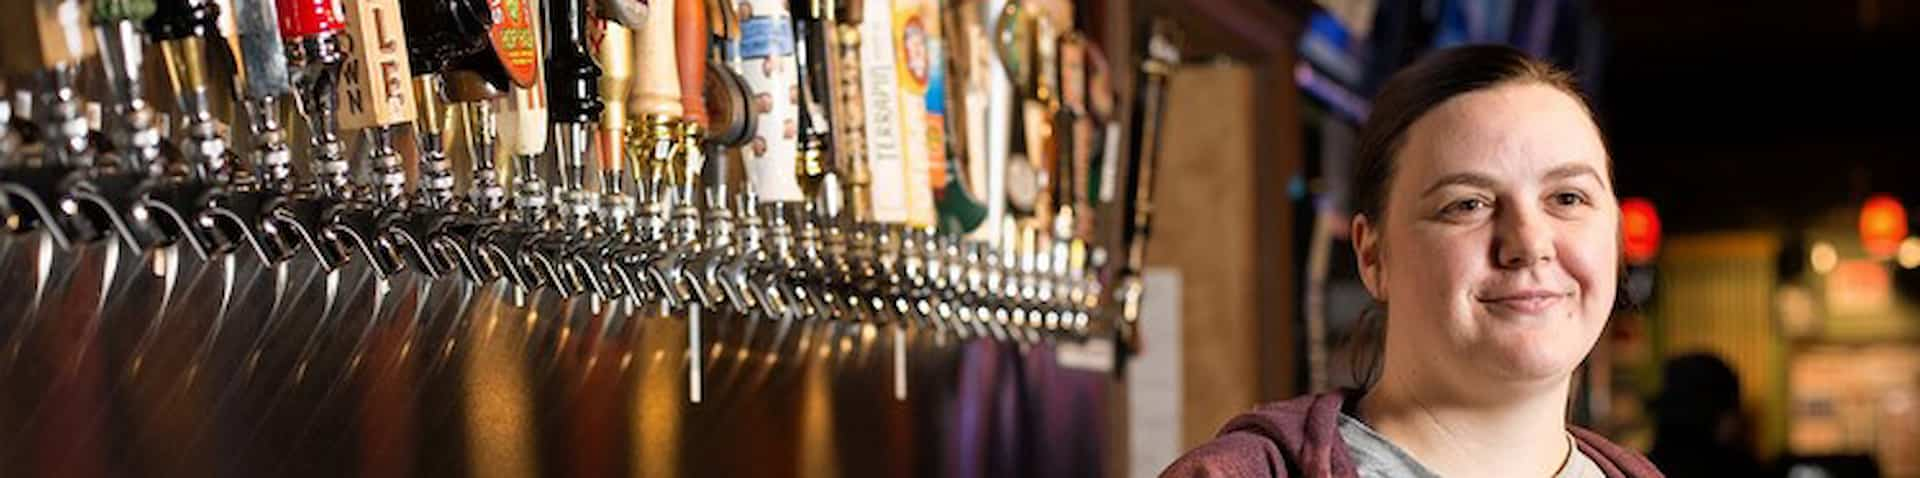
[1355,82,1619,393]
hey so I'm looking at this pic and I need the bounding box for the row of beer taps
[0,0,1176,350]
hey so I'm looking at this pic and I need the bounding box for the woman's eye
[1443,198,1490,216]
[1552,192,1589,207]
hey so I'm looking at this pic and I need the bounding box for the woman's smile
[1475,288,1573,316]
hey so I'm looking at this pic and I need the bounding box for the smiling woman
[1160,45,1663,478]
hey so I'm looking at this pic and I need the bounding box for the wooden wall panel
[1147,61,1260,449]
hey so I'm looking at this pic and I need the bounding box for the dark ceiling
[1592,0,1920,233]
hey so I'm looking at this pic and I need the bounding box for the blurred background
[1120,0,1920,476]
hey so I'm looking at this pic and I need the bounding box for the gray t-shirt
[1337,413,1605,478]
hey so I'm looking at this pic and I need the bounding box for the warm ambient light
[1899,237,1920,269]
[1860,194,1908,258]
[1812,241,1839,274]
[1620,198,1660,265]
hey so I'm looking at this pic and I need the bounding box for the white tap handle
[498,0,547,157]
[738,0,804,203]
[858,0,906,224]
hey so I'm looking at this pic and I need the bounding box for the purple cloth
[1160,391,1664,478]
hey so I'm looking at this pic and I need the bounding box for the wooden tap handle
[336,0,418,129]
[596,21,632,171]
[630,0,682,118]
[674,0,708,126]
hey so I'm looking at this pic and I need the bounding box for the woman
[1161,45,1662,477]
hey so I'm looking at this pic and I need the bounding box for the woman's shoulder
[1158,391,1357,478]
[1159,430,1290,477]
[1570,427,1666,478]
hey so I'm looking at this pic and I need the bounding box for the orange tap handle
[674,0,708,127]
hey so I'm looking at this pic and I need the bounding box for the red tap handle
[277,0,343,38]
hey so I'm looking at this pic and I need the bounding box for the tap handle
[544,0,601,122]
[674,0,708,127]
[334,0,417,129]
[631,0,681,118]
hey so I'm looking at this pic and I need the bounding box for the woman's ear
[1353,214,1385,302]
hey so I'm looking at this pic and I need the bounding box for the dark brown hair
[1345,45,1602,391]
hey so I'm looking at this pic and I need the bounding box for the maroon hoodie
[1160,391,1664,478]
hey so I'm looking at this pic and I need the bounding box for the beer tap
[201,0,297,267]
[629,0,685,310]
[276,0,343,185]
[624,0,713,403]
[450,0,537,230]
[1037,231,1061,334]
[540,0,608,298]
[234,0,292,191]
[437,75,513,285]
[693,167,751,317]
[688,0,766,317]
[928,231,962,333]
[690,0,771,319]
[327,0,418,276]
[1056,33,1094,241]
[670,0,730,313]
[1047,31,1088,337]
[494,0,556,291]
[26,35,92,171]
[814,0,868,322]
[789,138,830,319]
[458,82,507,215]
[92,0,165,173]
[1042,233,1066,334]
[732,189,788,319]
[0,2,117,465]
[906,227,940,328]
[785,0,836,320]
[400,0,492,211]
[0,0,102,258]
[868,0,946,328]
[1027,11,1060,231]
[12,0,149,252]
[896,226,928,326]
[273,0,353,267]
[116,0,258,266]
[936,234,970,338]
[1012,226,1036,339]
[1114,20,1177,349]
[147,0,235,182]
[968,240,1006,340]
[959,0,1010,244]
[391,0,497,283]
[595,18,634,249]
[590,18,638,305]
[1068,238,1094,335]
[545,0,601,235]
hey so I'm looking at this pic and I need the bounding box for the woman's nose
[1494,205,1555,269]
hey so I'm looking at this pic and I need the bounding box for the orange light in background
[1860,194,1908,258]
[1621,198,1661,264]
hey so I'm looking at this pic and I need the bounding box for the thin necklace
[1552,431,1576,477]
